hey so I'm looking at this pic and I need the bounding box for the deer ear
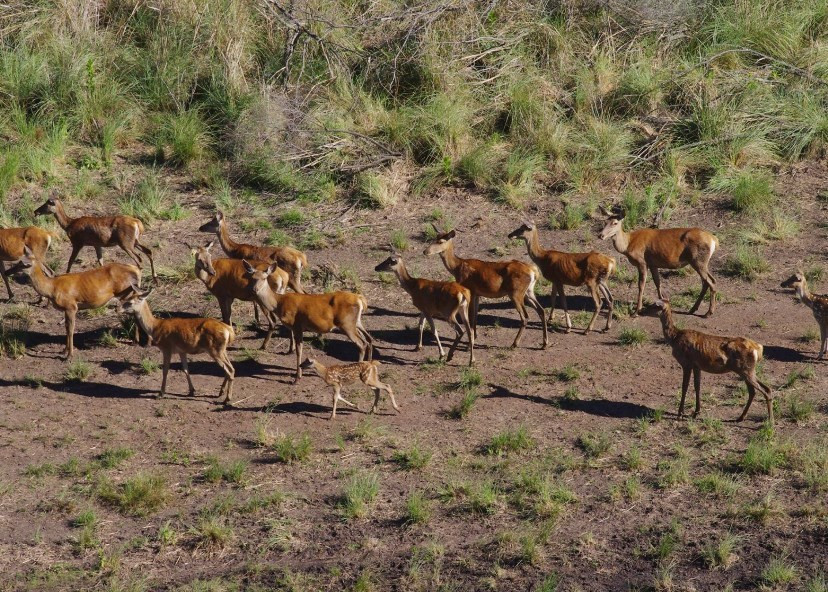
[446,229,456,239]
[23,245,33,256]
[242,259,255,274]
[205,240,214,251]
[431,223,442,234]
[140,287,153,299]
[267,262,278,275]
[216,210,224,220]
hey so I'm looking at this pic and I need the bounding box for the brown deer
[199,210,307,293]
[190,241,288,333]
[599,205,718,317]
[0,226,54,300]
[781,271,828,360]
[424,226,548,349]
[375,254,474,365]
[118,287,236,406]
[508,221,616,333]
[35,197,157,282]
[242,260,373,383]
[300,355,399,419]
[10,246,141,358]
[645,299,772,424]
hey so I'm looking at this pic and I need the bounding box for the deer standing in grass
[190,241,288,333]
[300,355,399,419]
[0,226,53,301]
[781,271,828,360]
[645,299,772,424]
[424,227,548,349]
[508,221,616,333]
[599,206,718,317]
[199,210,307,293]
[10,246,141,358]
[35,197,156,282]
[242,260,373,383]
[118,287,236,406]
[375,254,474,365]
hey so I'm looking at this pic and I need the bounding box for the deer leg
[293,329,304,383]
[757,379,773,425]
[559,285,572,333]
[134,241,156,283]
[159,349,172,398]
[259,309,275,350]
[356,322,374,361]
[737,382,757,423]
[471,295,480,339]
[585,283,602,334]
[599,280,614,331]
[0,261,13,300]
[547,284,558,326]
[510,296,528,349]
[460,302,475,365]
[121,244,142,268]
[702,267,717,317]
[678,366,691,417]
[179,353,196,395]
[253,301,261,326]
[93,246,104,267]
[218,298,232,325]
[331,384,356,419]
[445,315,464,363]
[692,367,702,418]
[215,351,235,406]
[427,316,445,358]
[66,244,82,273]
[819,324,827,360]
[634,264,648,316]
[525,291,549,349]
[416,314,427,352]
[342,325,367,362]
[649,265,663,300]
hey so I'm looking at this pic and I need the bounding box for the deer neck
[526,229,545,260]
[195,266,216,289]
[310,360,328,381]
[132,301,160,341]
[394,262,417,292]
[29,262,55,299]
[438,241,463,276]
[796,282,814,308]
[660,308,679,343]
[253,281,281,312]
[217,221,241,255]
[53,201,72,230]
[611,228,631,255]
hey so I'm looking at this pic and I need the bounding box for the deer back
[275,291,362,332]
[66,215,142,247]
[672,329,760,375]
[325,362,369,385]
[407,278,470,319]
[51,263,140,308]
[206,258,285,299]
[454,258,535,297]
[629,227,717,269]
[0,227,51,260]
[151,317,235,354]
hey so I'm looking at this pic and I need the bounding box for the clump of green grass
[404,490,431,525]
[550,200,591,230]
[153,109,210,166]
[740,437,784,475]
[577,432,611,458]
[468,481,500,515]
[485,426,534,456]
[341,472,380,520]
[118,170,169,224]
[202,457,248,485]
[702,532,740,569]
[193,516,234,550]
[97,474,168,516]
[64,359,92,382]
[448,367,483,419]
[695,472,740,498]
[618,327,649,346]
[722,245,769,281]
[555,364,580,382]
[271,433,312,464]
[392,445,432,470]
[783,394,815,423]
[709,167,775,213]
[761,555,797,586]
[139,357,159,375]
[97,447,134,470]
[389,229,408,252]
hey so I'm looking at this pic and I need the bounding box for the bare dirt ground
[0,161,827,591]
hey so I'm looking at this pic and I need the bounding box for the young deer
[190,241,288,331]
[0,226,53,300]
[10,246,141,358]
[199,210,307,293]
[599,206,718,317]
[645,299,773,424]
[375,254,474,365]
[508,221,616,333]
[242,260,373,382]
[781,271,828,359]
[300,355,400,419]
[35,197,157,281]
[118,287,236,406]
[424,226,548,349]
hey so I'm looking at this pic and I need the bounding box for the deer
[598,205,718,317]
[0,226,54,301]
[508,221,616,333]
[424,226,548,349]
[375,254,474,365]
[300,354,399,419]
[35,197,157,282]
[781,271,828,360]
[9,246,141,358]
[199,210,307,293]
[241,260,373,383]
[644,299,773,424]
[118,287,236,406]
[190,241,288,335]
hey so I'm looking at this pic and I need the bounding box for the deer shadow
[762,345,811,363]
[486,385,654,419]
[0,377,153,400]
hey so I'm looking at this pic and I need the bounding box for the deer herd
[0,197,824,425]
